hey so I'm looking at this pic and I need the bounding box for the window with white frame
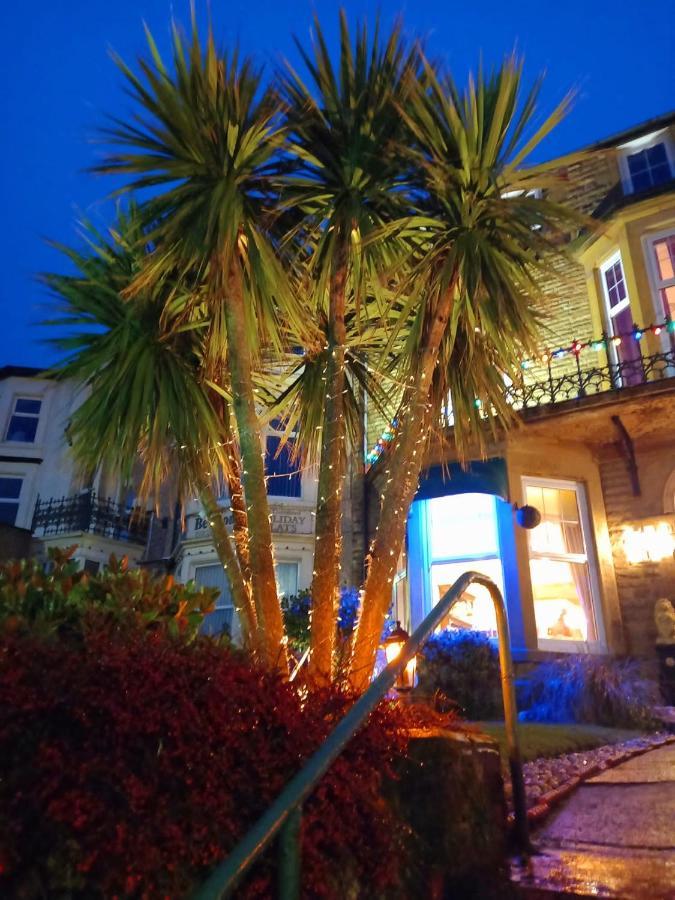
[424,493,503,636]
[0,476,23,525]
[646,232,675,319]
[523,479,601,646]
[194,563,234,637]
[275,561,299,598]
[5,398,42,443]
[619,131,674,194]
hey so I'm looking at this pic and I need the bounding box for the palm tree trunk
[222,404,252,584]
[197,480,257,655]
[308,245,348,684]
[223,259,288,675]
[349,290,453,691]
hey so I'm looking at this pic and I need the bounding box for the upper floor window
[265,435,301,498]
[5,398,41,443]
[0,476,23,525]
[646,232,675,318]
[619,131,674,195]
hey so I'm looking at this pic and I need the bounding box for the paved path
[515,743,675,899]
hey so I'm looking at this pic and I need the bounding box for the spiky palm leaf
[97,14,305,360]
[42,206,229,506]
[390,55,581,454]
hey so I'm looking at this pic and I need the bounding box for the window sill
[536,638,607,655]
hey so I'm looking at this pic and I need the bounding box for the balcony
[508,318,675,411]
[31,490,150,545]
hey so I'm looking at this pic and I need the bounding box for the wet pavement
[514,742,675,899]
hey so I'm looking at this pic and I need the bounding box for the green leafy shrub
[519,654,660,729]
[0,546,217,642]
[416,630,502,719]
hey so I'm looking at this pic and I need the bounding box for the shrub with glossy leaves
[0,546,217,642]
[518,654,660,729]
[0,621,411,898]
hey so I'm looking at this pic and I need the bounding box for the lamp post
[382,621,417,692]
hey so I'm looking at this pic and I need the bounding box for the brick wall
[598,440,675,657]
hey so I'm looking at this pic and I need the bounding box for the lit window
[626,143,671,192]
[194,563,234,637]
[425,493,503,636]
[5,398,41,443]
[648,233,675,318]
[0,477,22,525]
[524,480,599,645]
[275,561,299,598]
[265,435,301,498]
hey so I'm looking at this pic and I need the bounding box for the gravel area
[503,732,671,810]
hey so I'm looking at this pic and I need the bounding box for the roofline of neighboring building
[0,365,50,381]
[533,110,675,170]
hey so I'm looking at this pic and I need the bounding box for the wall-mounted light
[622,523,675,564]
[513,504,542,530]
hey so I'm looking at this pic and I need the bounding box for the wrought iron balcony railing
[507,318,675,410]
[31,490,150,545]
[366,318,675,465]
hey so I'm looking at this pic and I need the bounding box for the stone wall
[598,439,675,657]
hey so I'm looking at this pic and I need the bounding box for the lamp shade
[382,621,416,691]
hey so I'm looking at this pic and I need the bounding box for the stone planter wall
[386,728,508,899]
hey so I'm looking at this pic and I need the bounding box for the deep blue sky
[1,0,673,367]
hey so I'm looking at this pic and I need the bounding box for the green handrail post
[194,571,529,899]
[278,805,302,900]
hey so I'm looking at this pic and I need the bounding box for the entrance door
[599,251,643,386]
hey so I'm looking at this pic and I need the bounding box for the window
[275,561,299,598]
[0,477,23,525]
[599,251,643,385]
[619,131,674,195]
[626,143,671,192]
[523,479,600,646]
[265,435,301,498]
[647,232,675,318]
[5,398,41,443]
[424,493,504,636]
[82,559,100,575]
[194,563,234,637]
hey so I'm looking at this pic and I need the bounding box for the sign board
[185,504,314,540]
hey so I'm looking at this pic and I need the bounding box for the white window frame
[522,476,606,653]
[0,474,24,527]
[643,228,675,325]
[274,558,300,598]
[599,249,636,381]
[618,129,675,195]
[4,396,43,445]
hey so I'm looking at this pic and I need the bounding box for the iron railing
[196,572,529,900]
[31,490,150,545]
[506,326,675,409]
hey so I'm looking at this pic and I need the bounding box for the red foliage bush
[0,627,412,898]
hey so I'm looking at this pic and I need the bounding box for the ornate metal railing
[31,490,150,545]
[508,344,675,410]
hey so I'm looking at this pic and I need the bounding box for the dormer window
[618,130,674,195]
[5,398,42,443]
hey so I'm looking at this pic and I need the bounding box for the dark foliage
[0,610,411,897]
[518,654,660,729]
[417,630,502,720]
[282,586,360,653]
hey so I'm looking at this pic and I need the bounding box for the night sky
[2,0,673,367]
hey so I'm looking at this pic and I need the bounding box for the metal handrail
[195,572,529,900]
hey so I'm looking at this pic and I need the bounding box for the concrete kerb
[506,733,675,830]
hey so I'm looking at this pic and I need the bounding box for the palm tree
[349,57,580,689]
[42,208,259,652]
[279,13,420,681]
[95,18,308,673]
